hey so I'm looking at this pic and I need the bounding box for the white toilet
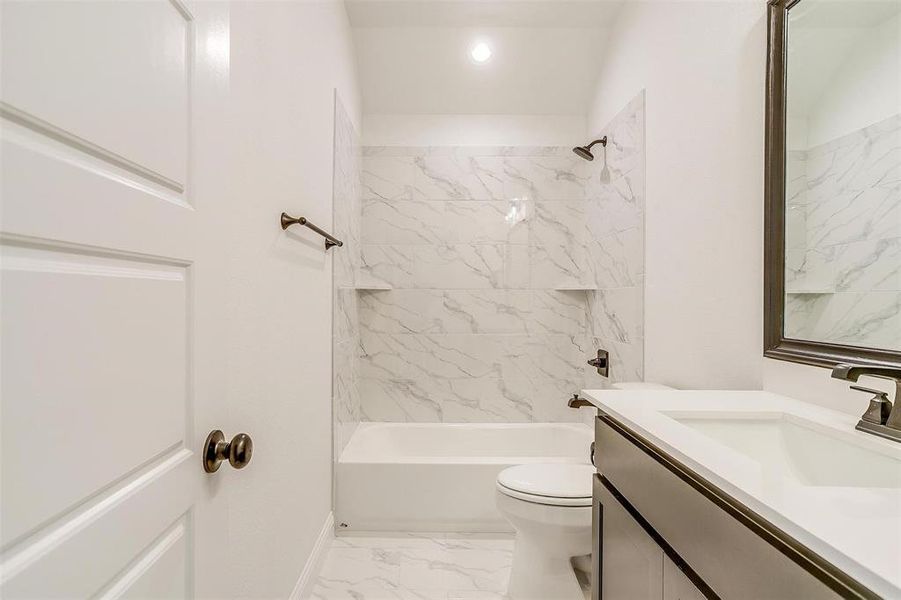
[496,463,595,600]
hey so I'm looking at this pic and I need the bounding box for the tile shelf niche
[353,278,392,291]
[554,285,598,291]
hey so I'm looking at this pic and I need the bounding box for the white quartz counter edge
[581,389,901,599]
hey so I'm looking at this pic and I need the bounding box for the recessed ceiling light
[470,41,492,64]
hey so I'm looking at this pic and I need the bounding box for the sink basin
[667,413,901,489]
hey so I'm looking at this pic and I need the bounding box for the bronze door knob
[203,430,253,473]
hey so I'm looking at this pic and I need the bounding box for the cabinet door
[595,475,663,600]
[663,557,706,600]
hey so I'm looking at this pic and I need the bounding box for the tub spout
[568,394,593,409]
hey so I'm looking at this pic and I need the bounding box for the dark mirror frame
[764,0,901,369]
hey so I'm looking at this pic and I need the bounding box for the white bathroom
[1,0,899,599]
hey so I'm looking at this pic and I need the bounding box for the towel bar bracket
[280,212,343,250]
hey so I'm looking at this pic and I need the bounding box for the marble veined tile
[528,376,591,423]
[805,185,900,248]
[437,378,532,422]
[364,156,418,201]
[784,247,835,293]
[314,535,515,600]
[361,245,416,288]
[528,290,589,336]
[529,244,589,289]
[530,201,588,247]
[586,227,644,289]
[363,199,446,244]
[359,378,445,422]
[502,245,531,289]
[398,546,512,592]
[785,291,901,350]
[834,237,901,292]
[590,336,644,384]
[784,202,808,251]
[412,155,506,201]
[599,91,645,181]
[444,201,529,245]
[410,244,505,289]
[587,287,643,343]
[315,547,400,592]
[360,333,506,381]
[502,334,587,389]
[818,291,901,350]
[502,156,590,201]
[359,290,531,334]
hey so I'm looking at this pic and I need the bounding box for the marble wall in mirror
[783,0,900,352]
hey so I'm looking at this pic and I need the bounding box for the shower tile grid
[310,533,589,600]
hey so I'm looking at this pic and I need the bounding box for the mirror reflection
[784,0,901,351]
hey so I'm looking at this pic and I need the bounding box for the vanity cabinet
[592,415,855,600]
[664,557,706,600]
[593,472,706,600]
[594,473,664,599]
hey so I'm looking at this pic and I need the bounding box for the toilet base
[507,537,586,600]
[496,491,592,600]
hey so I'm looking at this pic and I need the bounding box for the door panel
[103,517,190,600]
[1,456,193,599]
[1,245,188,544]
[0,0,228,597]
[1,0,191,186]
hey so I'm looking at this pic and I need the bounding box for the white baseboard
[289,512,334,600]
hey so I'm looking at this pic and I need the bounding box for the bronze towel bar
[280,212,343,250]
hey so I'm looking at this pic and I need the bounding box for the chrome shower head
[572,136,607,161]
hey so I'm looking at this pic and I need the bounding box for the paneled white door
[1,1,232,597]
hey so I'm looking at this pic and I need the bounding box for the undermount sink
[666,412,901,489]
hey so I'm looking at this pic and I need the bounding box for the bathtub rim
[339,421,593,465]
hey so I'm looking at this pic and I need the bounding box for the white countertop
[581,389,901,599]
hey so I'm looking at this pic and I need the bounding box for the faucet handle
[850,385,893,425]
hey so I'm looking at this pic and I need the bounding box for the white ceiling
[346,0,625,115]
[346,0,626,28]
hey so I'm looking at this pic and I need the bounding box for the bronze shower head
[572,136,607,161]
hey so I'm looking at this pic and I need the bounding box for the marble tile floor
[310,533,590,600]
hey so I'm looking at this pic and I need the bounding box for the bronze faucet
[832,363,901,443]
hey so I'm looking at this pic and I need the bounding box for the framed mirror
[765,0,901,368]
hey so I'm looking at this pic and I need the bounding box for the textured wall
[784,114,900,350]
[333,92,362,457]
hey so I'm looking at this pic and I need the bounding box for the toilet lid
[497,463,594,501]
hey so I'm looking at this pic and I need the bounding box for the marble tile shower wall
[358,146,590,422]
[585,91,646,387]
[785,114,901,350]
[332,94,362,455]
[357,93,645,421]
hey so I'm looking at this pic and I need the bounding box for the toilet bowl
[496,463,594,600]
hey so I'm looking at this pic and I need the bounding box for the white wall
[363,114,586,146]
[226,1,359,596]
[806,13,901,147]
[587,0,766,391]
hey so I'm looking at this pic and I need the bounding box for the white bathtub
[336,422,593,532]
